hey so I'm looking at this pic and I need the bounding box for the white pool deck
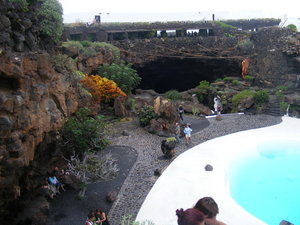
[136,116,300,225]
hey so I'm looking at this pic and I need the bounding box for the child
[183,123,192,145]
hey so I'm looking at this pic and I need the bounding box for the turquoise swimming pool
[229,141,300,225]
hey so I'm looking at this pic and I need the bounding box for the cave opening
[0,74,20,91]
[135,57,242,93]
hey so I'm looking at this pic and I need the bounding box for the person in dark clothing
[178,105,184,121]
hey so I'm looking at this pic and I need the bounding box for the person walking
[174,122,181,143]
[183,123,192,145]
[178,105,184,121]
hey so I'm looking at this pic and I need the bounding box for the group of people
[85,209,110,225]
[42,167,66,199]
[176,197,227,225]
[175,105,193,145]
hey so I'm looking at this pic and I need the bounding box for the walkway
[107,114,282,224]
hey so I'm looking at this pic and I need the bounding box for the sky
[58,0,300,24]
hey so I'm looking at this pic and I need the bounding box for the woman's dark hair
[194,197,219,218]
[176,208,205,225]
[96,208,103,213]
[87,212,94,219]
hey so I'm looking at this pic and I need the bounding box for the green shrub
[62,108,109,155]
[214,21,236,30]
[214,78,222,82]
[166,137,176,142]
[137,105,156,127]
[74,70,85,80]
[196,80,210,103]
[245,75,254,82]
[164,90,182,100]
[253,90,269,105]
[50,53,77,74]
[287,24,297,32]
[232,80,240,86]
[121,215,155,225]
[36,0,63,42]
[99,63,141,94]
[276,85,288,92]
[62,41,84,50]
[275,85,288,101]
[192,107,200,116]
[128,98,137,112]
[232,90,254,111]
[223,77,234,82]
[82,47,97,58]
[237,39,254,51]
[91,42,121,62]
[9,0,28,12]
[280,101,289,111]
[80,40,92,47]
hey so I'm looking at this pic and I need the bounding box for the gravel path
[107,114,282,225]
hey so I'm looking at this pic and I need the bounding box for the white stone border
[136,116,300,225]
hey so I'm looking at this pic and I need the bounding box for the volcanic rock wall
[0,51,80,224]
[0,0,82,224]
[249,27,300,87]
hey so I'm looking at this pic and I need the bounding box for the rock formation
[0,51,80,224]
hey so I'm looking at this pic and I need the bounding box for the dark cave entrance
[135,57,242,93]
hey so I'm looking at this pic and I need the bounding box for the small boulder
[161,137,177,159]
[106,191,118,203]
[154,169,161,176]
[122,130,129,136]
[280,220,294,225]
[205,164,213,171]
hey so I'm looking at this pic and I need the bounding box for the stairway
[265,96,283,116]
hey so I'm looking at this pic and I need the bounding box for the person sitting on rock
[176,208,205,225]
[194,197,227,225]
[48,173,65,193]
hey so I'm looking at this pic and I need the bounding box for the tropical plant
[137,105,156,127]
[81,74,127,103]
[62,108,109,155]
[164,90,182,101]
[99,63,141,94]
[36,0,63,42]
